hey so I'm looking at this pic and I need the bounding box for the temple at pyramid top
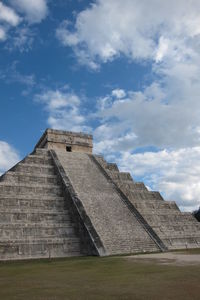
[34,128,93,153]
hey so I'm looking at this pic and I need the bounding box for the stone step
[158,229,200,238]
[0,222,75,228]
[0,237,82,260]
[144,214,199,224]
[147,214,200,226]
[0,194,64,202]
[105,162,119,172]
[33,148,51,156]
[165,236,200,243]
[93,155,106,165]
[0,225,76,239]
[134,201,179,211]
[23,154,54,165]
[163,237,200,249]
[154,225,200,235]
[0,221,76,228]
[0,183,63,196]
[0,211,71,223]
[116,181,148,191]
[165,201,180,210]
[154,227,200,236]
[127,190,164,201]
[1,172,59,185]
[157,223,200,230]
[104,239,158,255]
[0,236,81,245]
[159,230,200,237]
[0,197,67,210]
[108,171,133,181]
[13,163,56,175]
[136,209,182,216]
[0,207,71,214]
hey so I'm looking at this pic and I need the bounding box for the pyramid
[0,129,200,260]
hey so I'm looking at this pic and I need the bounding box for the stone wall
[35,129,93,153]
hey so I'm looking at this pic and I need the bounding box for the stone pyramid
[0,129,200,260]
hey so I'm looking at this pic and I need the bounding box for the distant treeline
[193,207,200,222]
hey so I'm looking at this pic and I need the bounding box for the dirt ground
[129,251,200,266]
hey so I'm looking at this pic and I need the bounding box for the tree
[193,207,200,222]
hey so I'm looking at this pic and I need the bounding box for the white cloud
[0,1,21,41]
[94,80,200,152]
[37,90,80,110]
[9,26,34,52]
[0,61,35,86]
[94,128,137,154]
[0,26,6,40]
[0,0,48,46]
[56,0,200,67]
[56,1,200,145]
[56,20,79,47]
[0,1,21,26]
[0,141,20,175]
[112,89,126,99]
[36,88,91,132]
[116,147,200,212]
[155,37,169,62]
[10,0,48,23]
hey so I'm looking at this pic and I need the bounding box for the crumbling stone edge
[90,154,168,252]
[50,150,106,256]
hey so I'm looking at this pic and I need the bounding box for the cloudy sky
[1,0,200,211]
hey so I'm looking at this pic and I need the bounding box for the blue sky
[1,0,200,211]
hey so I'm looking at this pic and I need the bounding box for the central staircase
[54,150,160,255]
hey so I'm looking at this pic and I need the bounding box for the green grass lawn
[173,248,200,254]
[0,254,200,300]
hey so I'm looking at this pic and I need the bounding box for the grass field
[0,252,200,300]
